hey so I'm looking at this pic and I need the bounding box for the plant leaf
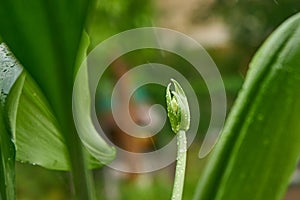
[73,33,116,165]
[1,43,105,172]
[11,72,107,170]
[0,106,15,200]
[0,43,22,200]
[8,72,71,170]
[194,13,300,200]
[0,1,105,198]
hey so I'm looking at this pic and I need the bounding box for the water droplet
[179,149,184,153]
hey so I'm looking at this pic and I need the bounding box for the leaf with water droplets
[0,44,22,105]
[1,43,108,170]
[0,43,19,200]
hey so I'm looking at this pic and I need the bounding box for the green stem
[172,130,187,200]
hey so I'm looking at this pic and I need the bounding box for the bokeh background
[16,0,300,199]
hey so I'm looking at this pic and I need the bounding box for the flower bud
[166,79,190,133]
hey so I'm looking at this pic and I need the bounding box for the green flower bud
[170,97,178,113]
[166,79,190,133]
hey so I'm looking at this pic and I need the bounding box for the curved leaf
[8,73,70,170]
[194,13,300,200]
[73,54,116,165]
[73,32,116,165]
[0,43,107,171]
[0,1,104,198]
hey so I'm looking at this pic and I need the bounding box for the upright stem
[166,79,190,200]
[172,130,187,200]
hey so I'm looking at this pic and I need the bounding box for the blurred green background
[16,0,300,199]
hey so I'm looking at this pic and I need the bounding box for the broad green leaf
[0,1,112,199]
[73,33,116,165]
[194,13,300,200]
[11,71,106,170]
[1,43,104,171]
[8,73,70,170]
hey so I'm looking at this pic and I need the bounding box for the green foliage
[0,0,299,199]
[0,105,15,200]
[194,12,300,200]
[73,33,116,165]
[0,43,22,200]
[0,0,114,199]
[9,73,70,170]
[0,42,109,170]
